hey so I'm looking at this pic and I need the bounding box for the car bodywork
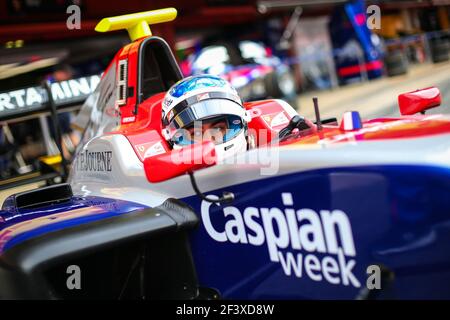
[0,8,450,299]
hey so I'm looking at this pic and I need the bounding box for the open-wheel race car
[1,7,450,300]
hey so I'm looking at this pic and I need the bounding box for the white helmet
[162,75,251,161]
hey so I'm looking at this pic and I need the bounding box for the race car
[1,7,450,300]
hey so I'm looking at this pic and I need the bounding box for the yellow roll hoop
[95,8,177,41]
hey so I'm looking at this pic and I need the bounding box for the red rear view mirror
[144,141,217,183]
[398,87,441,116]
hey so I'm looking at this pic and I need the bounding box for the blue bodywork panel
[183,165,450,299]
[0,196,148,254]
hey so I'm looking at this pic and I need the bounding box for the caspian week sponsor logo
[201,192,361,288]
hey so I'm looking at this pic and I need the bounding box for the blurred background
[0,0,449,197]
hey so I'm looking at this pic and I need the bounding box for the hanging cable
[188,171,234,204]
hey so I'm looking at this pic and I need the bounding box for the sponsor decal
[75,149,113,172]
[116,59,128,106]
[224,144,234,151]
[122,116,136,123]
[143,141,166,158]
[201,192,360,288]
[135,141,166,159]
[263,112,289,128]
[164,97,173,108]
[197,93,210,101]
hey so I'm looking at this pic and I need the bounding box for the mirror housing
[398,87,441,116]
[144,141,216,183]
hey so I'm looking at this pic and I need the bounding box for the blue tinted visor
[171,115,244,146]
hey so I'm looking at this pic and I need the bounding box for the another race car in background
[179,39,298,106]
[1,8,450,300]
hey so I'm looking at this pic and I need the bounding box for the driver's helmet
[162,75,251,161]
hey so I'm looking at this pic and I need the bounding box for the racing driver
[161,75,253,161]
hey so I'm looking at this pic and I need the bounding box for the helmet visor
[171,115,244,147]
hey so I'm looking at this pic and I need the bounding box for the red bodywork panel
[398,87,441,116]
[290,116,450,146]
[245,99,300,145]
[144,141,216,183]
[115,92,170,162]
